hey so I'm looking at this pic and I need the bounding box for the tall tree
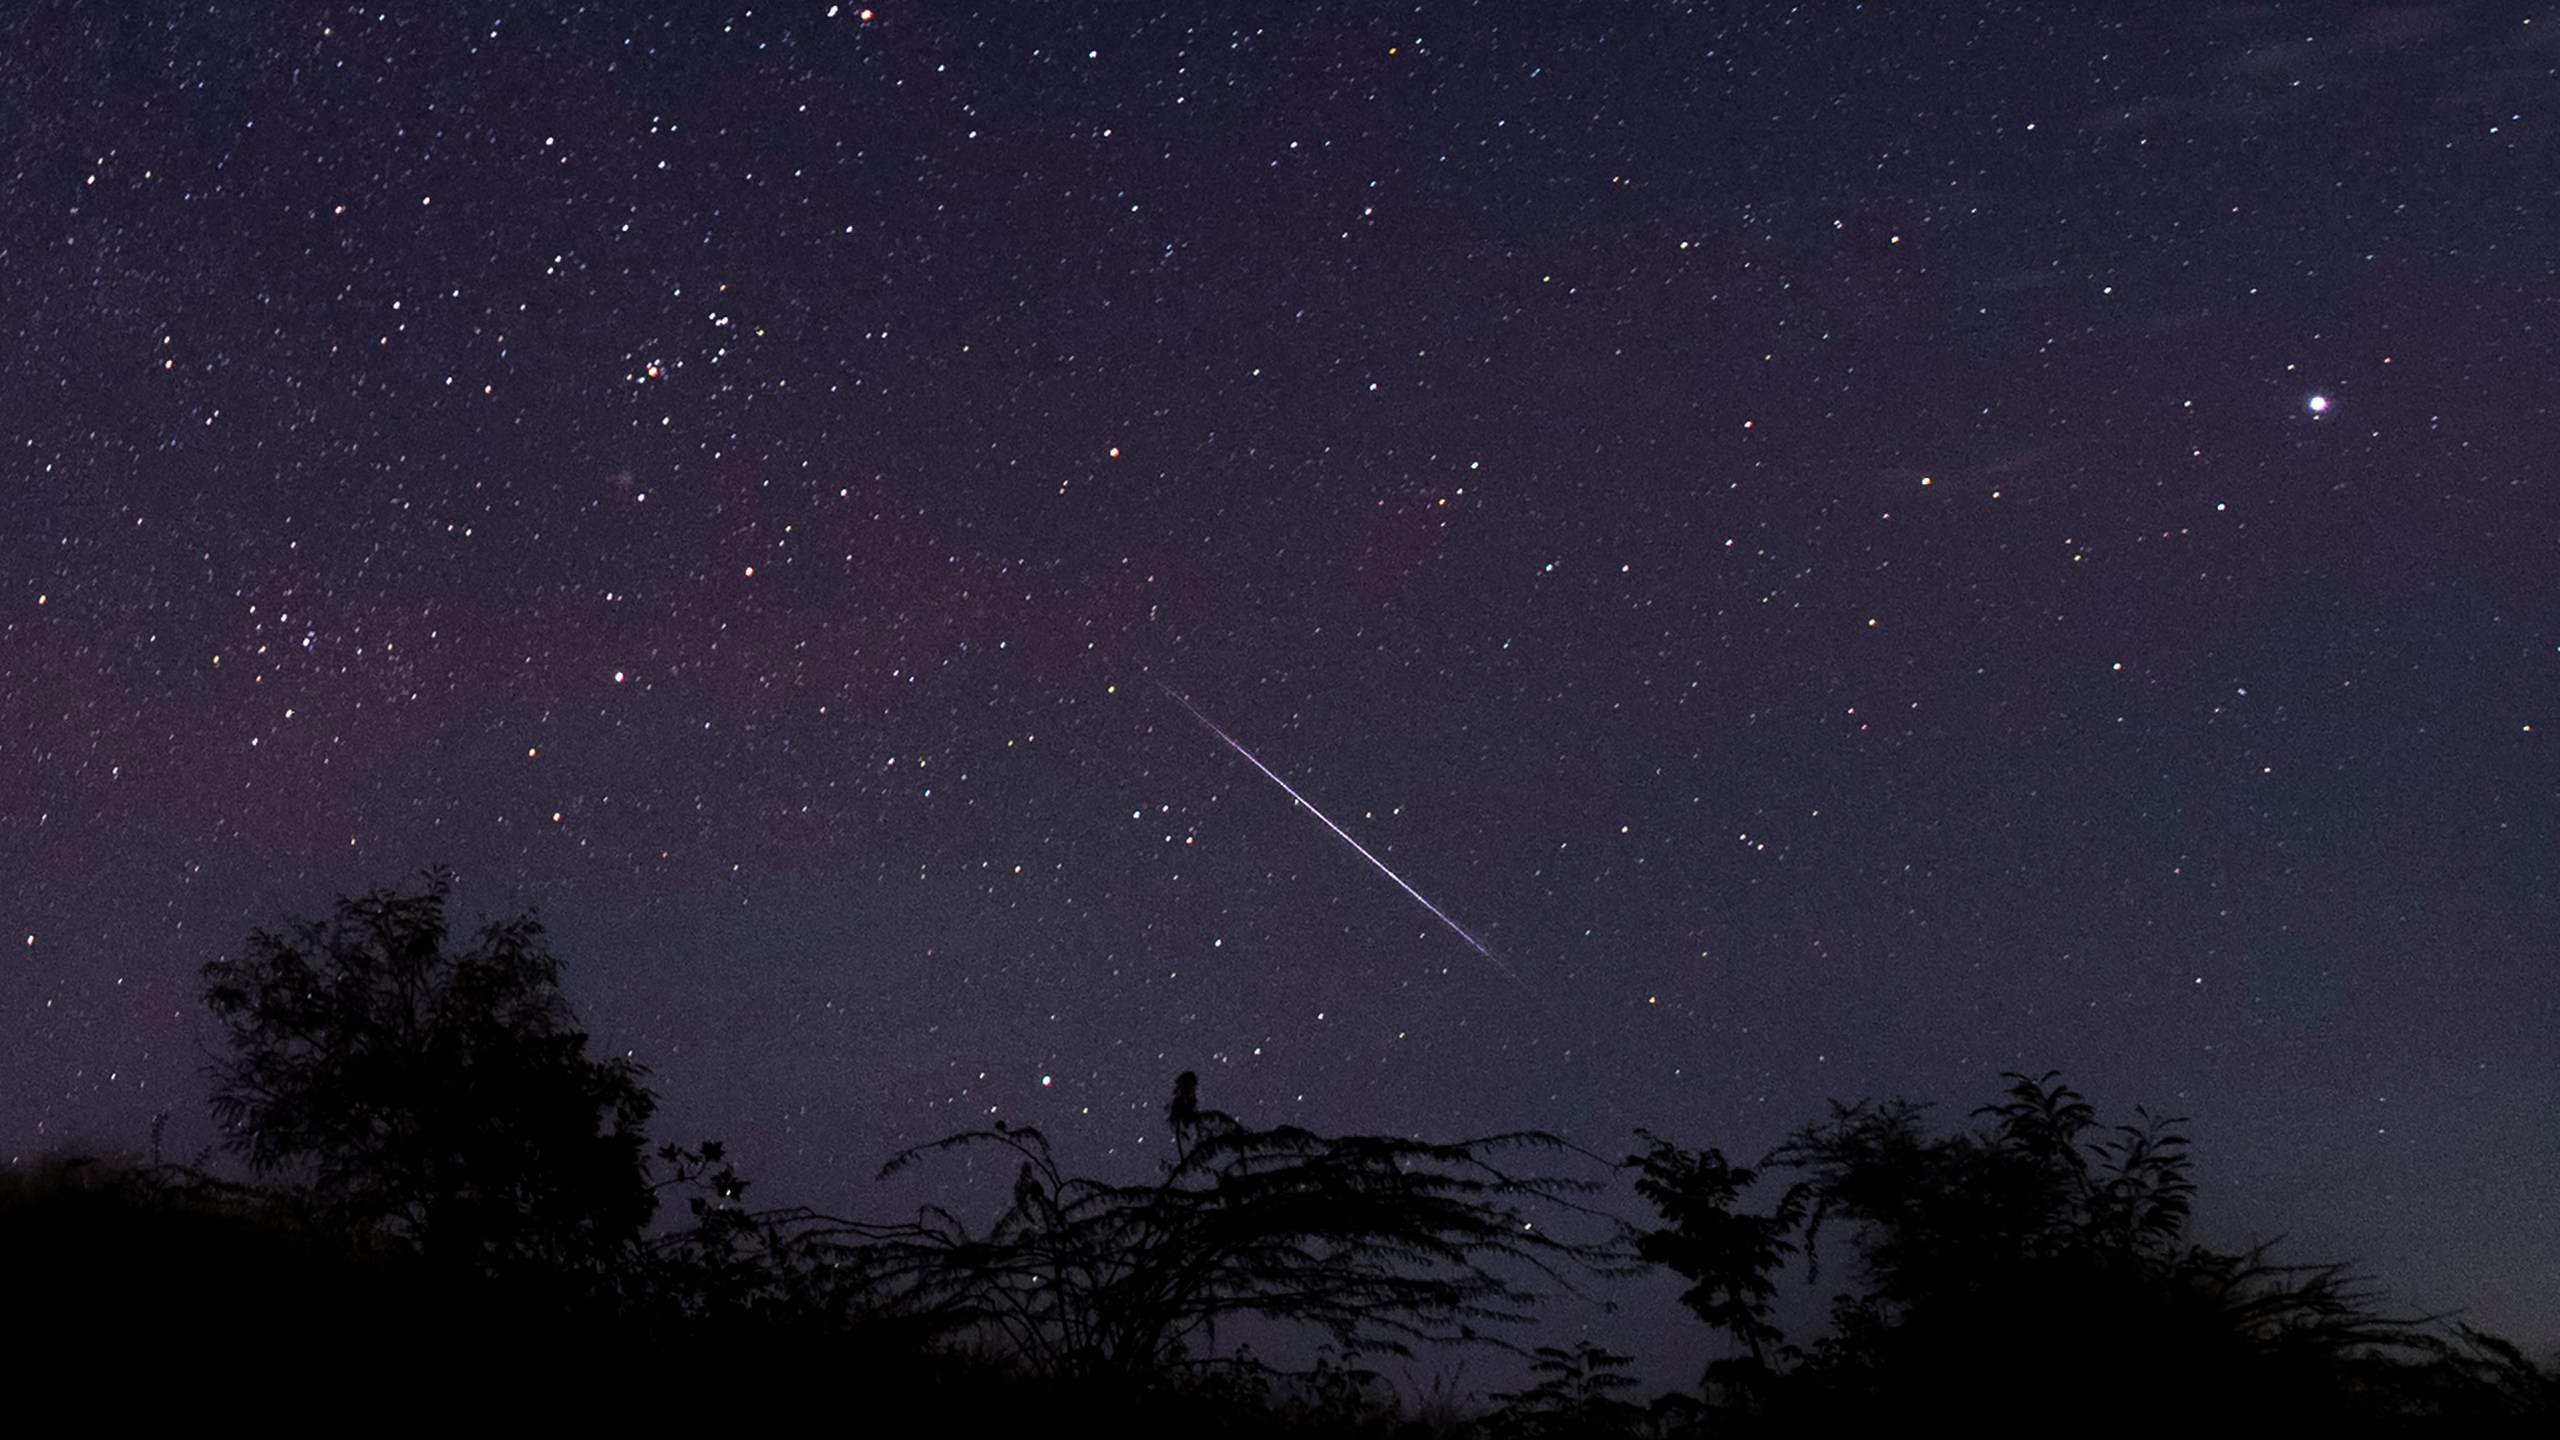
[202,870,657,1283]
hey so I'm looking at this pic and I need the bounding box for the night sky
[7,2,2556,1365]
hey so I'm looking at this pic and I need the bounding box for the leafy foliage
[1777,1071,2196,1301]
[1488,1341,1647,1439]
[634,1136,924,1347]
[201,869,657,1281]
[147,877,2560,1429]
[1629,1135,1799,1385]
[1630,1071,2553,1426]
[856,1071,1630,1383]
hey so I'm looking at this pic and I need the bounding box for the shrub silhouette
[853,1070,1630,1386]
[201,868,657,1289]
[107,873,2552,1427]
[1633,1071,2556,1428]
[1488,1340,1647,1438]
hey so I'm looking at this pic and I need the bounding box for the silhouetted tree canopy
[1629,1135,1799,1386]
[201,869,657,1283]
[34,868,2527,1428]
[1634,1072,2553,1429]
[1487,1341,1648,1439]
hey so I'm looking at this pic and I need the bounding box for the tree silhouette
[201,869,657,1287]
[1628,1134,1799,1398]
[853,1071,1628,1385]
[1488,1340,1647,1439]
[1631,1072,2523,1426]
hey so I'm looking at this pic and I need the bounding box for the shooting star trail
[1157,681,1524,985]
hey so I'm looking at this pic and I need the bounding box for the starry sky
[6,1,2556,1363]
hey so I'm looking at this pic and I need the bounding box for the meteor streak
[1157,681,1522,984]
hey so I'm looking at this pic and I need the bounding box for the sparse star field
[4,2,2555,1367]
